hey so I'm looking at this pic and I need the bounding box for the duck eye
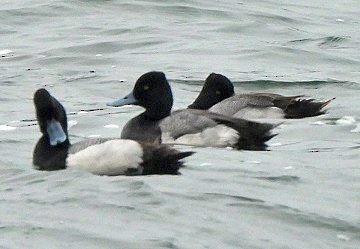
[144,85,150,90]
[215,90,221,95]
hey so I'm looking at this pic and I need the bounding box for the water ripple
[204,192,265,203]
[287,36,348,48]
[253,175,301,183]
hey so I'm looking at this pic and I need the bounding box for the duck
[188,73,335,120]
[33,88,193,176]
[107,71,277,150]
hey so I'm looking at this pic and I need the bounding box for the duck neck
[188,92,214,110]
[143,107,171,120]
[188,98,210,110]
[33,136,71,171]
[142,93,173,120]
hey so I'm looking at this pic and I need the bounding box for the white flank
[233,107,284,120]
[162,125,239,147]
[66,140,143,176]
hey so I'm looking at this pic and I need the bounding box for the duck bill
[46,119,67,146]
[106,91,138,107]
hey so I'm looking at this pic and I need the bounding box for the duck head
[107,71,173,120]
[188,73,234,110]
[34,88,68,146]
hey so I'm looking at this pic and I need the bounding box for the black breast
[33,136,69,171]
[120,114,162,144]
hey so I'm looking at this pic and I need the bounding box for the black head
[188,73,234,110]
[34,88,68,146]
[107,71,173,120]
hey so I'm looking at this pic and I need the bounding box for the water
[1,0,359,248]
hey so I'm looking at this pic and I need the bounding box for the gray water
[1,0,359,248]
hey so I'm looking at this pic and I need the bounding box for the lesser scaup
[33,88,193,176]
[107,71,277,150]
[188,73,335,119]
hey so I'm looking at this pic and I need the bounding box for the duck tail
[272,95,305,109]
[140,144,194,175]
[210,115,278,150]
[235,121,279,150]
[284,97,335,118]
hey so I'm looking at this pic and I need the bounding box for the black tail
[284,98,335,118]
[272,95,304,109]
[233,120,278,150]
[140,144,194,175]
[210,114,278,150]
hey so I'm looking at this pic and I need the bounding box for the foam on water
[350,123,360,133]
[0,125,16,131]
[311,121,326,125]
[68,120,78,130]
[87,134,102,138]
[0,49,13,55]
[104,124,119,129]
[336,116,356,125]
[337,234,350,241]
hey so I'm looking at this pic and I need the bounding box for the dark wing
[210,94,276,116]
[160,109,218,139]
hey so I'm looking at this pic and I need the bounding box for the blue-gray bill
[107,91,138,107]
[46,119,67,146]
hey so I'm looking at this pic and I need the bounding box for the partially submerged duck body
[107,71,277,150]
[188,73,334,120]
[33,88,193,176]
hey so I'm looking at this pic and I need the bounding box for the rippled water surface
[1,0,359,248]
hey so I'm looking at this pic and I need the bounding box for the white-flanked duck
[107,71,277,150]
[33,89,193,176]
[188,73,335,119]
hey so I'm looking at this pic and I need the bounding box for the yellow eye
[144,85,149,90]
[215,90,221,95]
